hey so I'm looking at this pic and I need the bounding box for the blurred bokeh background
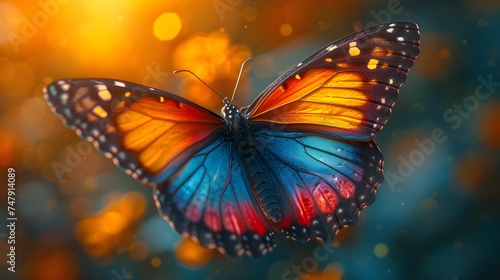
[0,0,499,279]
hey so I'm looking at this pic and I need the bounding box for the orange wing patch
[250,69,336,118]
[115,97,223,173]
[249,69,369,131]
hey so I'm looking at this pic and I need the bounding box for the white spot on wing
[114,81,126,87]
[96,84,107,91]
[61,84,70,91]
[397,37,404,41]
[386,28,394,33]
[326,44,337,51]
[61,93,68,103]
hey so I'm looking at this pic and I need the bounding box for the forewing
[44,78,225,185]
[245,22,420,141]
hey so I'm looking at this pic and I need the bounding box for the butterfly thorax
[221,98,244,130]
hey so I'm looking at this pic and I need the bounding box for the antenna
[173,69,224,101]
[230,58,253,103]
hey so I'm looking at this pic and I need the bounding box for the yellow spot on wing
[92,105,108,118]
[349,46,360,56]
[325,57,332,62]
[295,74,301,80]
[98,90,112,101]
[159,96,164,102]
[125,92,131,97]
[367,59,379,70]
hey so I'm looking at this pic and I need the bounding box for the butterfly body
[45,22,420,257]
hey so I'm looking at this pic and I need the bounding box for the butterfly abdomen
[244,155,282,223]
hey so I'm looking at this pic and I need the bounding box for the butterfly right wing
[250,130,383,243]
[245,22,420,141]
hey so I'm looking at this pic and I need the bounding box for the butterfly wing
[241,22,420,242]
[154,137,276,257]
[245,22,420,141]
[251,130,383,242]
[45,79,275,257]
[44,78,225,185]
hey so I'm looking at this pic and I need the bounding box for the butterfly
[44,22,420,257]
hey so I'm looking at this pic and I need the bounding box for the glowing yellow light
[101,212,126,234]
[280,23,293,36]
[0,57,14,82]
[0,62,35,96]
[74,192,146,258]
[172,31,251,111]
[175,238,215,267]
[154,13,182,41]
[151,257,162,268]
[374,243,389,258]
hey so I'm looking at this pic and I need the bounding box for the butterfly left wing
[154,136,276,257]
[245,22,420,141]
[45,79,276,257]
[44,78,225,185]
